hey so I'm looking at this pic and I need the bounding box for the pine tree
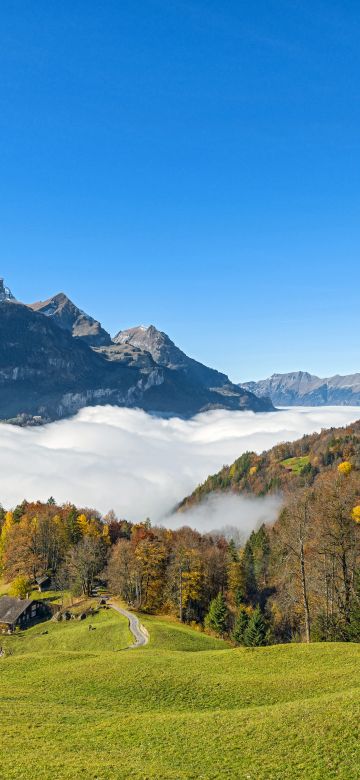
[66,506,82,545]
[243,606,268,647]
[239,543,257,604]
[232,606,249,645]
[205,592,229,637]
[228,538,239,562]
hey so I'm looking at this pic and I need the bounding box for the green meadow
[1,608,360,779]
[280,455,310,473]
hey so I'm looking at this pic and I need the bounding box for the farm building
[35,575,52,592]
[0,596,48,633]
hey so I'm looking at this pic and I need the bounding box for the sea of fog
[0,405,359,534]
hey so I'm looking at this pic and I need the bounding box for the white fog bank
[0,405,358,531]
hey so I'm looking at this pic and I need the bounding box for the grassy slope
[281,455,310,473]
[1,609,360,779]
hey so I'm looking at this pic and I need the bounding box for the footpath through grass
[1,606,360,779]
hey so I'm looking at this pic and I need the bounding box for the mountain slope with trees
[179,419,360,509]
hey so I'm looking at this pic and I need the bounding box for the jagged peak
[0,278,16,302]
[28,291,111,347]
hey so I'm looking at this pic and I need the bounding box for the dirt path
[109,603,149,649]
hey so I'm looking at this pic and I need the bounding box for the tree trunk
[341,549,351,624]
[300,537,311,643]
[179,564,183,622]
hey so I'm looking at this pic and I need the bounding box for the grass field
[1,605,360,779]
[280,455,310,473]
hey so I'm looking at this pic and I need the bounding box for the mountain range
[241,371,360,407]
[0,279,272,424]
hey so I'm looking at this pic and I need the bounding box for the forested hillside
[179,419,360,509]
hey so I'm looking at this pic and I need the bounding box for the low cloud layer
[0,405,358,532]
[165,493,283,543]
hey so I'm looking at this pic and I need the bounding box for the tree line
[1,459,360,645]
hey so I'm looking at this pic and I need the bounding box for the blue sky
[1,0,360,381]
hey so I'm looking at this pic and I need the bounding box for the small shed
[35,575,51,592]
[0,597,46,634]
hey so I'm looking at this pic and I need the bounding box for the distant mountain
[114,325,230,389]
[241,371,360,406]
[0,280,273,424]
[29,292,112,347]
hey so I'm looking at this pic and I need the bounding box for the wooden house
[0,596,47,634]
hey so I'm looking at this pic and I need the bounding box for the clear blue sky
[1,0,360,381]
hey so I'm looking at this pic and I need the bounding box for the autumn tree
[311,470,360,635]
[271,489,313,642]
[9,575,31,599]
[107,539,137,603]
[66,536,107,596]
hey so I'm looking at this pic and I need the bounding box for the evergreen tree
[232,606,249,645]
[66,506,82,545]
[228,538,239,562]
[243,606,268,647]
[239,543,257,604]
[205,592,229,637]
[250,525,270,590]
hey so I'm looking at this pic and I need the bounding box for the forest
[1,420,360,646]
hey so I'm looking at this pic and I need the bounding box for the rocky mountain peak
[0,278,16,302]
[114,325,182,367]
[28,292,112,347]
[114,324,235,391]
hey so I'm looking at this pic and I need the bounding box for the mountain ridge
[0,281,273,423]
[241,370,360,406]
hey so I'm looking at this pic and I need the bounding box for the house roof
[0,596,33,625]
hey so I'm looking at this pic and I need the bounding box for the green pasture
[280,455,310,473]
[1,603,359,779]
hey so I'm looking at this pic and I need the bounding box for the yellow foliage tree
[338,461,353,476]
[102,523,111,544]
[10,575,31,599]
[351,505,360,523]
[0,511,14,573]
[77,513,91,536]
[181,549,202,612]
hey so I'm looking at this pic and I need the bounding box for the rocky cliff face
[241,371,360,406]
